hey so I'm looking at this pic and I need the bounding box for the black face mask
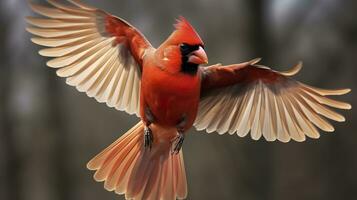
[180,43,202,75]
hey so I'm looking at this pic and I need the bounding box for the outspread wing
[194,58,351,142]
[27,0,153,116]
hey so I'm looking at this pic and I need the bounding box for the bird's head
[160,17,208,74]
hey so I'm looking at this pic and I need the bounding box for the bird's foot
[144,126,153,150]
[172,131,185,154]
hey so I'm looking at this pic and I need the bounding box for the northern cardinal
[27,0,351,199]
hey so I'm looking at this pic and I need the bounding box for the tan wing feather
[195,61,351,142]
[27,1,149,116]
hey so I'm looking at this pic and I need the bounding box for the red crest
[168,16,204,46]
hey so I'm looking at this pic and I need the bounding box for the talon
[172,132,185,154]
[144,126,153,150]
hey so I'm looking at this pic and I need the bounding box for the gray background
[0,0,356,200]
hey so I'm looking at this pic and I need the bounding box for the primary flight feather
[27,0,351,199]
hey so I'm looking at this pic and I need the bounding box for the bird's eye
[179,43,188,48]
[180,43,199,55]
[180,43,191,55]
[180,43,190,52]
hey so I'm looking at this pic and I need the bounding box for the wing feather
[87,50,118,97]
[235,88,255,137]
[263,88,277,141]
[275,94,292,142]
[27,0,153,116]
[250,82,263,140]
[195,60,351,142]
[287,93,320,139]
[281,93,305,141]
[228,91,248,135]
[29,3,89,19]
[26,16,95,28]
[216,95,236,134]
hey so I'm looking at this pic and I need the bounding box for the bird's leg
[172,130,185,154]
[144,126,153,149]
[143,106,155,150]
[172,115,187,154]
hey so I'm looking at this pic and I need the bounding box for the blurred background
[0,0,356,200]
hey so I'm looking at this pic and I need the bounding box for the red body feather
[139,18,205,130]
[141,51,202,129]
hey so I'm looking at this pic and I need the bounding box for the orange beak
[188,46,208,65]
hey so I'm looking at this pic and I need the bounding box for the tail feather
[88,123,142,182]
[142,158,161,199]
[126,150,156,198]
[105,138,141,192]
[161,153,175,200]
[175,152,187,199]
[87,121,188,200]
[87,122,142,170]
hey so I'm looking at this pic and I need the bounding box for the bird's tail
[87,121,188,200]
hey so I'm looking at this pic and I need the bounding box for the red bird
[27,1,351,199]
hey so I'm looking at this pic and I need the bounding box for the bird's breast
[141,63,201,129]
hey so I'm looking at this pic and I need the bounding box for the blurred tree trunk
[245,1,271,61]
[242,1,274,199]
[0,17,22,200]
[45,73,74,200]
